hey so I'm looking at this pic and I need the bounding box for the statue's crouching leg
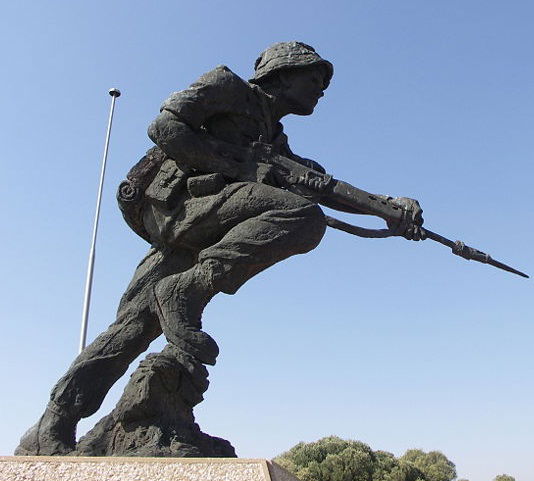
[134,192,325,456]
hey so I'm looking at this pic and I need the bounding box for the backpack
[116,146,167,243]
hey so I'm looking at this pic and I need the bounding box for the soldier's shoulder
[194,65,250,91]
[160,65,253,116]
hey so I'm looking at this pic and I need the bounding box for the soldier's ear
[278,70,293,89]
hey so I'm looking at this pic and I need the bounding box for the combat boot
[15,402,76,455]
[153,261,221,366]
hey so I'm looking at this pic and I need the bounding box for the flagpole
[79,88,121,353]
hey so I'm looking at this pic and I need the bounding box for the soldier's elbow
[147,118,160,145]
[148,110,173,145]
[148,110,192,151]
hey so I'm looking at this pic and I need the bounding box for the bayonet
[425,229,529,278]
[325,215,529,279]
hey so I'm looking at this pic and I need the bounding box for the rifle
[252,144,529,279]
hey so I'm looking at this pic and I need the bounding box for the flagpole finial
[109,88,121,97]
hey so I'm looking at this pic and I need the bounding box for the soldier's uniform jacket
[118,65,325,249]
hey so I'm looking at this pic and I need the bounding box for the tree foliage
[274,436,456,481]
[493,475,515,481]
[400,449,456,481]
[274,436,376,481]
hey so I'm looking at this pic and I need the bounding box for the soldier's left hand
[389,197,426,241]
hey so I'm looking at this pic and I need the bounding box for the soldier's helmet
[250,41,333,89]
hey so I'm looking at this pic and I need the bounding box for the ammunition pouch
[186,173,226,198]
[145,159,188,209]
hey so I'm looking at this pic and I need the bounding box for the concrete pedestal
[0,456,301,481]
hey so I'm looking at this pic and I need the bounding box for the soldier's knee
[298,203,327,253]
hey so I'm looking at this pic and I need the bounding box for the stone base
[0,456,301,481]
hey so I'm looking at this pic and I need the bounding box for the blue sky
[1,1,532,480]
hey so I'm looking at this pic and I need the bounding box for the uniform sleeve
[160,65,251,131]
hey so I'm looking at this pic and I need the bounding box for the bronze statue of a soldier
[17,41,428,457]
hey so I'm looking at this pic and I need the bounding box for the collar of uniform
[250,83,277,143]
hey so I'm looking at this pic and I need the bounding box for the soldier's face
[281,66,326,115]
